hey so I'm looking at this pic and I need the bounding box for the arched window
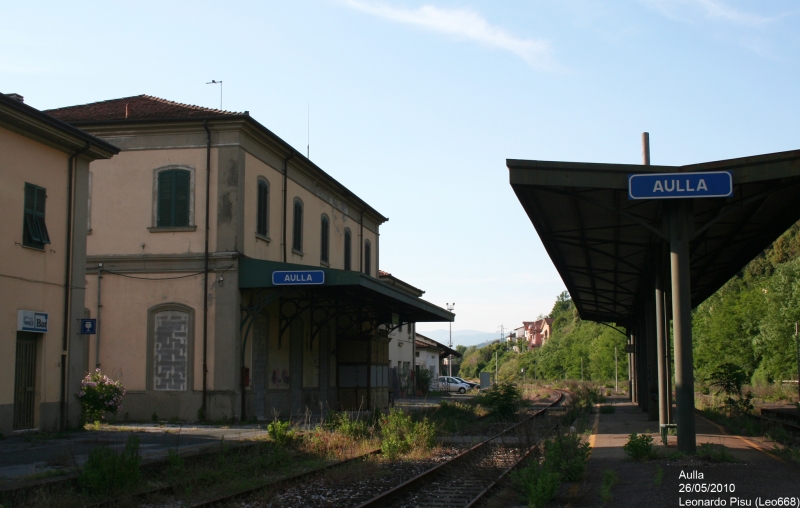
[320,215,330,264]
[147,304,194,392]
[157,169,191,227]
[364,240,372,276]
[344,228,352,270]
[292,198,303,253]
[257,179,269,237]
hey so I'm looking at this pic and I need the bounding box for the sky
[4,0,800,337]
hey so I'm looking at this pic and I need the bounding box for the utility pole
[615,346,619,393]
[446,303,455,377]
[495,351,498,385]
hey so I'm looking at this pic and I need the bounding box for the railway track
[353,390,568,508]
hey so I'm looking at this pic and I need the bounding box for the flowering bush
[78,369,125,424]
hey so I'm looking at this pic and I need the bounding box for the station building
[46,95,453,423]
[0,93,118,434]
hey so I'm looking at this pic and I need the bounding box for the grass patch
[78,435,142,494]
[696,443,736,462]
[599,469,618,504]
[654,465,664,485]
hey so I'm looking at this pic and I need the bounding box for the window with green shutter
[157,170,191,227]
[23,183,50,249]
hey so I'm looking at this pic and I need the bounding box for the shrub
[267,420,294,446]
[622,433,657,461]
[514,459,561,508]
[379,409,436,459]
[79,435,141,493]
[416,368,433,395]
[544,431,591,481]
[78,369,125,424]
[325,412,371,439]
[481,382,522,420]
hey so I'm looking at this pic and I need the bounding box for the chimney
[5,93,24,103]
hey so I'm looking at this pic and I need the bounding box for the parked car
[436,376,472,394]
[452,376,479,389]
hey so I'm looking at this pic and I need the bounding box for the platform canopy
[239,257,454,326]
[509,149,800,326]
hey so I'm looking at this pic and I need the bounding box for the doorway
[14,332,38,430]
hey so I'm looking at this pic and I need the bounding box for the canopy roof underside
[509,149,800,326]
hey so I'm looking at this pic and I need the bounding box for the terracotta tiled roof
[378,270,391,277]
[45,95,245,123]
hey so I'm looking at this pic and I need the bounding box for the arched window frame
[292,197,304,254]
[364,239,372,276]
[150,165,196,231]
[256,178,270,239]
[320,214,330,265]
[344,228,352,271]
[147,303,194,392]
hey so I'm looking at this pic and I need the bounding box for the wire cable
[102,264,234,281]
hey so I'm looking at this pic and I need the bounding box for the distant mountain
[417,329,501,348]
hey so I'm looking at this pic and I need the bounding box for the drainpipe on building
[282,151,294,262]
[202,121,211,421]
[95,264,102,368]
[61,143,90,430]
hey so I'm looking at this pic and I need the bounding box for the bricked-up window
[23,183,50,249]
[256,179,269,236]
[344,228,352,270]
[153,310,189,391]
[320,215,330,264]
[157,169,190,227]
[292,198,303,252]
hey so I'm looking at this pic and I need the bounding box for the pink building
[522,318,554,349]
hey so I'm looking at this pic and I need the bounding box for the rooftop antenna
[206,80,222,109]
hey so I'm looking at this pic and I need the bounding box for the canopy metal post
[670,200,696,452]
[655,271,669,427]
[629,333,637,403]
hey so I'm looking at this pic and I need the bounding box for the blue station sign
[272,270,325,285]
[628,171,733,200]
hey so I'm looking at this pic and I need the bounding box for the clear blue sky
[4,0,799,333]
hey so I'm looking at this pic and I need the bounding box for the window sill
[320,259,330,267]
[292,248,304,257]
[87,229,92,235]
[21,243,46,252]
[255,233,271,243]
[148,226,197,233]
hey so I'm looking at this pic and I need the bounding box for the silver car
[437,376,471,394]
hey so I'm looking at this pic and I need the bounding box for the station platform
[554,396,800,508]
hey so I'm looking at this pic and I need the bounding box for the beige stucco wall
[243,152,380,274]
[86,148,218,256]
[83,271,211,392]
[0,126,70,432]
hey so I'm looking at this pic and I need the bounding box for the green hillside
[461,222,800,386]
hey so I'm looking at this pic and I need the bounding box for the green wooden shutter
[157,171,174,227]
[23,183,48,246]
[173,171,190,227]
[34,187,49,244]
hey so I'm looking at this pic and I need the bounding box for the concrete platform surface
[553,397,800,508]
[0,423,270,484]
